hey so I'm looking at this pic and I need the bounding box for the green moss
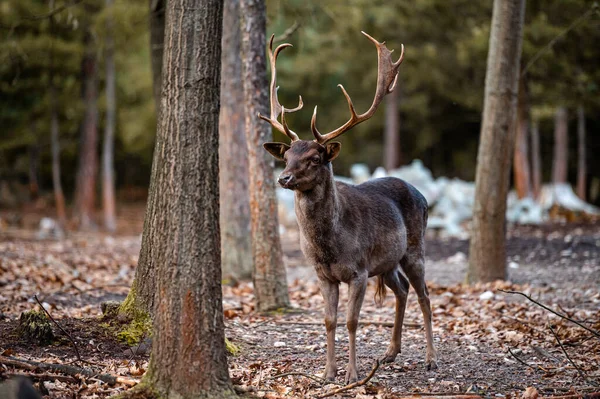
[117,316,151,346]
[225,337,240,356]
[18,310,54,345]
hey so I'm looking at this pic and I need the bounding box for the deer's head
[260,32,404,192]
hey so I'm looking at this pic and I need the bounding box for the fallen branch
[0,355,137,386]
[498,290,600,339]
[540,393,600,399]
[1,372,79,383]
[392,395,482,399]
[548,325,598,387]
[316,360,379,399]
[277,320,421,328]
[270,371,342,386]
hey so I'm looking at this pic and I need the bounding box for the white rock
[479,291,494,301]
[508,261,519,269]
[273,341,286,347]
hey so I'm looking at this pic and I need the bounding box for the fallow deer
[260,32,438,384]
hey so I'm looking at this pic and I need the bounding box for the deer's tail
[374,275,386,307]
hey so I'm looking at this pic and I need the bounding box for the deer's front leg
[318,278,339,381]
[346,273,367,384]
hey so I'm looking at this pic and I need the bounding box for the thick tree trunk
[530,119,542,199]
[240,0,290,311]
[141,0,233,397]
[74,31,99,231]
[513,78,531,199]
[150,0,165,109]
[384,84,401,171]
[49,0,67,226]
[468,0,525,284]
[102,0,117,232]
[219,0,253,281]
[576,105,586,200]
[551,106,568,184]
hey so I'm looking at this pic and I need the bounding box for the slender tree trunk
[468,0,525,284]
[150,0,166,109]
[576,105,586,200]
[49,0,67,226]
[219,0,253,281]
[121,0,166,316]
[530,119,542,199]
[551,106,568,184]
[28,144,40,201]
[74,31,99,231]
[240,0,290,311]
[384,83,401,171]
[139,1,233,397]
[102,0,117,232]
[513,78,531,199]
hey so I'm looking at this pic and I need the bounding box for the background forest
[1,0,599,211]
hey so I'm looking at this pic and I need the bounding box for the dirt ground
[0,210,599,398]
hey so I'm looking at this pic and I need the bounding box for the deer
[259,32,438,384]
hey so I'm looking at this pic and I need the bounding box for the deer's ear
[263,142,290,161]
[325,142,341,162]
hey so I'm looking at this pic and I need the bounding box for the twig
[0,356,123,386]
[33,295,84,365]
[277,320,422,328]
[392,395,482,399]
[507,347,547,372]
[498,290,600,339]
[548,325,597,386]
[538,393,600,399]
[521,4,599,77]
[274,21,300,43]
[1,372,79,383]
[270,372,342,386]
[316,360,379,399]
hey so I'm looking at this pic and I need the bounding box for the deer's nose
[278,174,295,187]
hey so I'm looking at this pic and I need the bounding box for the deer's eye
[311,156,321,165]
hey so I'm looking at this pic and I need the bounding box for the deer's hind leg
[381,267,410,363]
[401,253,438,370]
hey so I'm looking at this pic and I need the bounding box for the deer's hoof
[426,358,438,371]
[344,369,358,385]
[381,347,400,364]
[322,365,337,382]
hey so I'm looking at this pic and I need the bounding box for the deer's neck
[294,168,341,235]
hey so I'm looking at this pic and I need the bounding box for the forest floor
[0,207,599,398]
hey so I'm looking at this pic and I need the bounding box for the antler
[311,31,404,144]
[257,34,304,142]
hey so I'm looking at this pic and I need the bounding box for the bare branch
[274,21,300,43]
[498,289,600,339]
[548,325,598,386]
[316,360,379,399]
[270,371,342,386]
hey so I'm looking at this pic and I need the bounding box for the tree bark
[102,0,117,232]
[140,0,233,397]
[150,0,165,109]
[513,78,531,199]
[576,105,586,200]
[384,83,401,171]
[551,106,568,184]
[530,118,542,199]
[468,0,525,284]
[240,0,290,311]
[49,0,67,226]
[74,30,99,231]
[219,0,253,281]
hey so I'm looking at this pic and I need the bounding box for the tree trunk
[49,0,67,226]
[384,83,401,171]
[576,105,586,200]
[102,0,117,232]
[219,0,253,281]
[513,78,531,199]
[74,30,99,231]
[28,144,40,201]
[468,0,525,284]
[140,0,233,397]
[240,0,290,311]
[150,0,166,109]
[121,0,166,316]
[551,106,568,184]
[530,118,542,199]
